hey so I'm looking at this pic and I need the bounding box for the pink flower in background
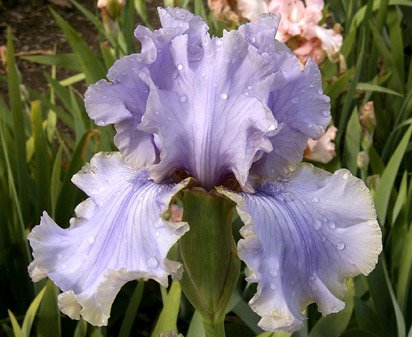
[304,125,337,164]
[232,0,343,64]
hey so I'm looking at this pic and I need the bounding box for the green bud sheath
[178,189,240,334]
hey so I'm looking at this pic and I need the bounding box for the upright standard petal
[85,55,157,168]
[28,152,189,326]
[252,58,331,181]
[138,13,281,190]
[220,164,381,332]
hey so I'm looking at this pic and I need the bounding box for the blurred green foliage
[1,0,412,336]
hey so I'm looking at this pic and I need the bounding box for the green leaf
[194,0,207,20]
[69,89,87,144]
[369,20,402,91]
[51,146,63,218]
[22,286,47,337]
[392,171,408,225]
[50,8,106,84]
[59,73,86,87]
[151,282,181,337]
[374,125,412,224]
[8,310,23,337]
[356,82,403,97]
[396,224,412,314]
[343,107,361,174]
[368,257,406,337]
[6,27,30,221]
[73,320,88,337]
[36,280,60,337]
[31,100,51,217]
[231,296,262,334]
[119,281,144,337]
[20,54,82,72]
[187,311,206,337]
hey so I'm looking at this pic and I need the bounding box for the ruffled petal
[219,164,382,332]
[84,55,157,168]
[138,13,282,190]
[28,152,189,326]
[252,58,331,181]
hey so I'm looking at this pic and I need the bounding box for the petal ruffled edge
[218,164,382,332]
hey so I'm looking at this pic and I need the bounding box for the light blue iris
[28,7,382,332]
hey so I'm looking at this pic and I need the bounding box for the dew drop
[88,236,95,244]
[309,275,316,281]
[317,89,323,94]
[220,93,228,100]
[312,196,319,203]
[322,110,329,116]
[269,268,278,277]
[291,97,299,104]
[179,95,188,103]
[177,63,183,71]
[336,242,345,250]
[247,85,252,90]
[342,172,349,180]
[147,257,159,268]
[215,39,222,46]
[270,283,277,290]
[314,219,322,230]
[155,111,160,115]
[155,231,160,237]
[328,222,336,229]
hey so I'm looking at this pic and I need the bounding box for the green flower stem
[203,320,226,337]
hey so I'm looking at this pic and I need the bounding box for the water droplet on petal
[314,219,322,230]
[215,39,222,46]
[317,89,323,94]
[269,268,278,277]
[312,196,319,203]
[342,172,349,180]
[270,282,277,290]
[88,236,95,244]
[177,63,183,71]
[155,231,160,237]
[247,85,252,90]
[291,97,299,104]
[147,257,159,268]
[336,242,345,250]
[220,93,228,100]
[322,110,329,116]
[179,95,188,103]
[329,222,336,229]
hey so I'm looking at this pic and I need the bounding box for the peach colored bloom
[231,0,343,64]
[208,0,241,23]
[304,125,337,164]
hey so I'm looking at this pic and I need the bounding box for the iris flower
[28,7,382,332]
